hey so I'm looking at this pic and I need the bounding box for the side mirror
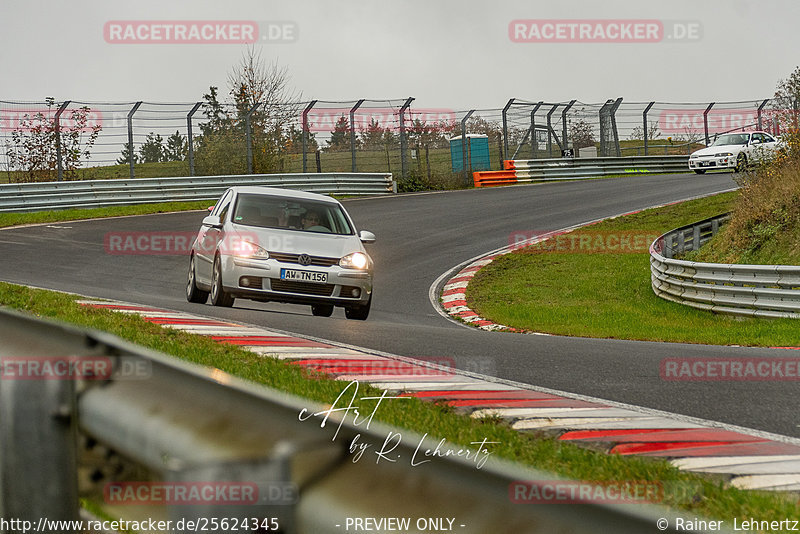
[202,215,223,229]
[359,230,376,244]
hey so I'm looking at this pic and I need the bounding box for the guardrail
[650,214,800,318]
[0,306,692,533]
[473,156,690,187]
[506,155,690,181]
[0,173,396,213]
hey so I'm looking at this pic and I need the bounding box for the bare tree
[196,48,303,174]
[227,46,301,131]
[772,66,800,131]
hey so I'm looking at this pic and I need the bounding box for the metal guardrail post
[302,100,317,173]
[501,98,514,162]
[460,110,475,186]
[245,103,261,175]
[127,101,143,180]
[54,101,70,182]
[757,99,769,131]
[187,102,202,177]
[643,102,655,156]
[349,99,365,173]
[703,102,715,146]
[0,311,82,525]
[398,97,414,180]
[561,100,576,154]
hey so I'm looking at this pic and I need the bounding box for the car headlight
[690,154,699,159]
[340,252,369,269]
[235,239,270,259]
[715,152,733,157]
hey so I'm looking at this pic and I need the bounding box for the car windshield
[231,193,354,235]
[711,133,749,146]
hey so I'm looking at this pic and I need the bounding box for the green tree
[359,118,386,149]
[326,115,351,151]
[116,142,138,165]
[164,131,188,161]
[138,132,165,163]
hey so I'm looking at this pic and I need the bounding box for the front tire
[345,294,371,321]
[735,153,747,172]
[186,254,209,303]
[211,255,235,307]
[693,169,706,175]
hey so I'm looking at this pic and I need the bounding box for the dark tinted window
[232,194,354,235]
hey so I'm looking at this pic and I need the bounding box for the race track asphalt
[3,172,796,437]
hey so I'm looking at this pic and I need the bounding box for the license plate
[280,269,328,284]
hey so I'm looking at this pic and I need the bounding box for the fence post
[302,100,317,173]
[501,98,514,162]
[546,104,559,157]
[610,97,623,157]
[127,101,143,180]
[561,100,576,154]
[349,99,365,173]
[54,100,70,182]
[703,102,715,146]
[398,97,414,180]
[460,110,475,186]
[187,102,202,177]
[530,101,543,159]
[757,99,769,131]
[643,101,655,156]
[245,103,260,174]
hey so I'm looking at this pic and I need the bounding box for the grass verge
[467,191,800,346]
[1,281,798,521]
[688,154,800,265]
[0,201,216,229]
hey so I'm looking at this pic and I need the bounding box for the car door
[749,133,770,162]
[195,190,233,285]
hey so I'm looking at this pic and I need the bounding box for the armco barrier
[0,306,695,533]
[0,172,395,213]
[472,170,518,187]
[471,156,690,186]
[650,214,800,318]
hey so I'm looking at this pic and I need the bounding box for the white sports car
[688,131,780,174]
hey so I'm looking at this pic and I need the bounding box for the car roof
[227,186,340,204]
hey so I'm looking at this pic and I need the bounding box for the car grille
[269,279,335,296]
[269,251,339,267]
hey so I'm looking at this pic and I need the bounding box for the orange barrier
[472,170,518,187]
[503,160,516,170]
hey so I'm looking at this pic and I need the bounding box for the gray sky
[1,0,798,109]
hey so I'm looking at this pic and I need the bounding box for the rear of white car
[187,187,374,320]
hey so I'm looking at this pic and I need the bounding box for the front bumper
[688,155,735,171]
[221,255,373,306]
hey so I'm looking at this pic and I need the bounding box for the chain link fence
[0,96,791,189]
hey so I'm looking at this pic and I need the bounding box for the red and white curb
[79,297,800,492]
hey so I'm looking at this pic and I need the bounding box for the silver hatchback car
[186,186,375,320]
